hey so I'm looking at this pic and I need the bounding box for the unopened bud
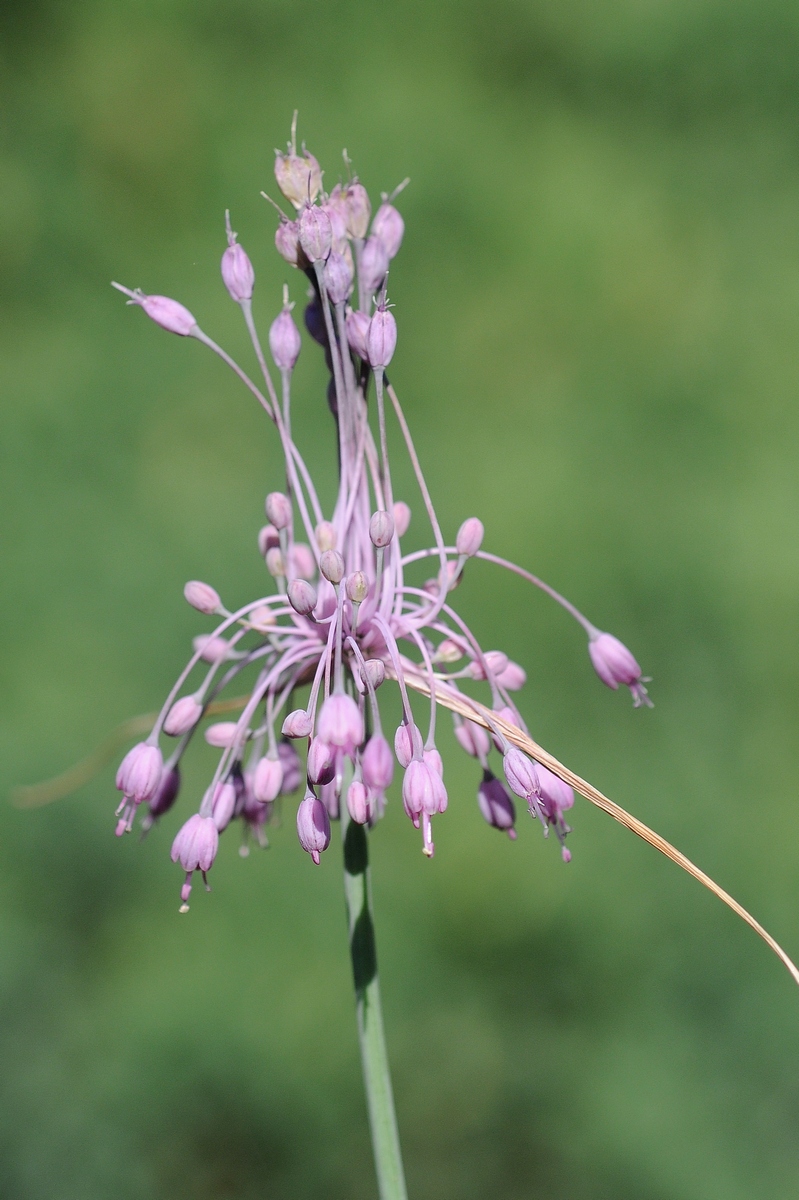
[320,549,345,584]
[288,578,317,616]
[265,491,292,529]
[367,305,397,370]
[346,779,371,825]
[454,718,491,760]
[345,308,370,360]
[184,580,221,614]
[210,780,237,832]
[193,634,231,663]
[361,659,386,690]
[344,181,371,239]
[323,250,354,305]
[296,791,331,865]
[265,547,286,579]
[497,661,527,691]
[274,147,322,209]
[315,521,337,552]
[456,516,484,558]
[258,524,280,556]
[275,219,305,267]
[435,638,465,663]
[393,501,411,537]
[269,308,301,371]
[469,650,509,681]
[362,732,393,791]
[282,709,313,739]
[307,738,335,786]
[322,199,348,250]
[346,571,368,604]
[221,215,255,302]
[249,605,275,632]
[112,284,197,336]
[369,509,394,548]
[164,695,202,736]
[204,721,240,748]
[252,753,283,803]
[359,235,389,295]
[394,722,424,768]
[372,202,405,259]
[298,204,332,263]
[289,542,316,581]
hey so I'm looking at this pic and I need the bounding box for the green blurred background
[3,1,799,1196]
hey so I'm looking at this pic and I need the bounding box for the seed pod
[372,202,405,259]
[345,308,370,360]
[269,308,301,371]
[113,284,197,336]
[367,305,397,369]
[275,219,306,267]
[358,235,389,295]
[274,148,322,209]
[221,216,255,302]
[298,204,332,263]
[323,250,354,305]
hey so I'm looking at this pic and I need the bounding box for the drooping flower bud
[296,791,331,864]
[307,737,335,786]
[278,741,303,793]
[456,516,484,558]
[252,753,283,804]
[469,650,509,681]
[346,571,368,604]
[318,693,364,754]
[497,661,527,691]
[274,219,305,268]
[369,509,394,548]
[323,250,353,305]
[265,547,286,579]
[362,733,394,792]
[393,501,411,538]
[289,543,316,581]
[116,741,164,804]
[164,695,202,736]
[358,235,389,296]
[315,521,337,552]
[394,721,424,768]
[112,284,197,336]
[282,709,313,739]
[372,202,405,259]
[193,634,231,664]
[477,771,517,838]
[454,718,491,760]
[269,307,301,371]
[209,780,236,831]
[221,214,255,302]
[361,659,386,690]
[288,578,318,616]
[184,580,221,614]
[367,304,397,369]
[320,549,345,585]
[345,308,371,360]
[588,631,652,708]
[204,722,240,748]
[346,779,371,825]
[258,524,280,556]
[274,147,322,209]
[298,204,332,263]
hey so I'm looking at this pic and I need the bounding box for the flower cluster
[113,119,651,910]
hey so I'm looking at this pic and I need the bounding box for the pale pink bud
[394,722,424,768]
[258,523,280,556]
[372,202,405,259]
[147,766,181,820]
[253,754,283,803]
[454,719,491,760]
[298,204,332,263]
[320,549,345,584]
[307,738,335,786]
[347,779,371,824]
[113,284,197,336]
[435,638,465,663]
[393,501,411,537]
[588,632,652,707]
[323,250,353,305]
[265,547,286,579]
[536,762,575,821]
[497,661,527,691]
[274,149,322,209]
[204,722,239,748]
[282,709,313,739]
[296,791,331,864]
[164,695,202,736]
[367,305,397,370]
[362,733,394,792]
[456,516,484,558]
[249,605,275,632]
[275,219,305,267]
[288,578,317,616]
[477,772,517,837]
[318,693,364,753]
[278,740,303,792]
[490,703,523,752]
[319,778,339,819]
[345,308,371,360]
[346,571,368,604]
[369,509,394,548]
[269,309,301,371]
[342,181,371,239]
[315,521,337,552]
[360,659,386,690]
[469,650,509,681]
[289,543,316,581]
[116,741,163,803]
[209,780,236,831]
[359,236,389,296]
[184,580,221,614]
[193,634,231,664]
[503,748,540,802]
[221,222,255,302]
[171,813,219,872]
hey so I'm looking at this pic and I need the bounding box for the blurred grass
[3,0,799,1196]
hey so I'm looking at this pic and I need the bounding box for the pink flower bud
[116,742,163,804]
[275,219,305,267]
[340,180,371,239]
[290,543,316,581]
[320,549,345,584]
[184,580,221,614]
[454,718,491,760]
[265,547,286,579]
[264,491,290,530]
[369,509,394,548]
[456,516,484,558]
[209,780,236,831]
[362,733,394,792]
[274,148,322,209]
[282,709,313,739]
[204,722,239,748]
[147,766,181,820]
[318,693,364,754]
[252,754,283,803]
[435,638,465,663]
[269,308,301,371]
[315,521,337,552]
[297,792,331,864]
[347,779,371,824]
[113,284,198,336]
[193,634,231,664]
[298,204,332,263]
[323,250,353,305]
[477,771,517,837]
[345,308,371,360]
[588,632,652,707]
[258,523,280,556]
[535,762,575,822]
[164,695,202,736]
[307,738,335,786]
[469,650,509,681]
[361,659,386,690]
[346,571,368,604]
[497,661,527,691]
[288,578,318,616]
[503,748,539,802]
[358,235,389,295]
[367,305,397,370]
[393,501,411,538]
[394,722,424,768]
[221,218,255,302]
[278,740,303,793]
[490,704,523,752]
[372,202,405,259]
[249,605,275,632]
[171,813,218,874]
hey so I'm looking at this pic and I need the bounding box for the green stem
[342,811,408,1200]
